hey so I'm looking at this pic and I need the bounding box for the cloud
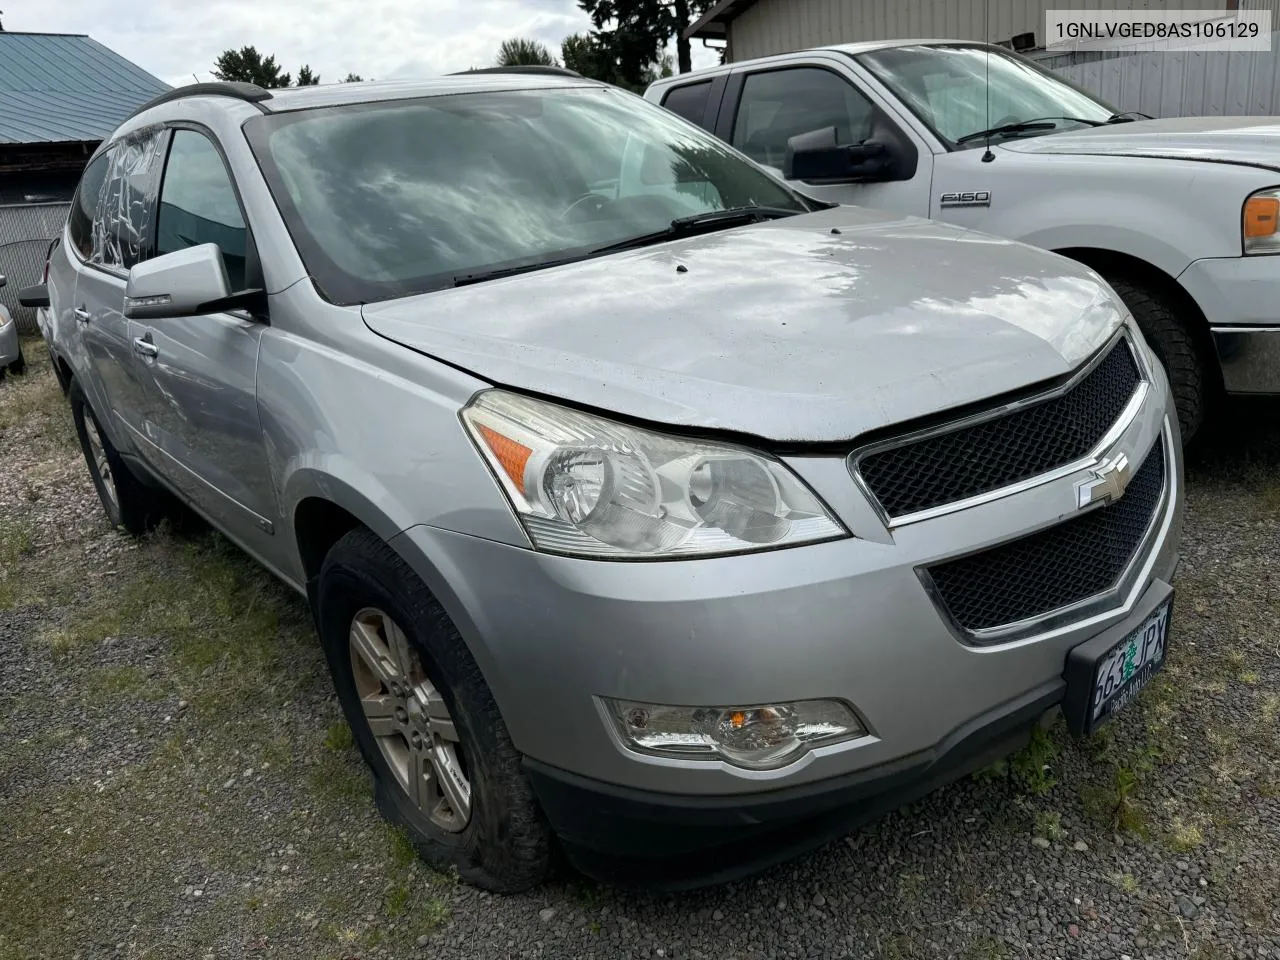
[7,0,721,87]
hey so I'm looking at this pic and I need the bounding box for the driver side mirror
[124,243,262,320]
[783,126,893,184]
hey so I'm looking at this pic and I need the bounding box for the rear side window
[156,130,249,290]
[661,81,713,128]
[93,128,168,271]
[67,152,110,261]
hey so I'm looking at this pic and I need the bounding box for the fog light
[605,698,863,769]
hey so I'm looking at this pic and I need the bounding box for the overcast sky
[7,0,721,87]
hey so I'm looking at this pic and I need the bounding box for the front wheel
[1103,274,1210,442]
[7,345,25,376]
[316,528,552,891]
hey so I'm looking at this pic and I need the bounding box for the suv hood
[362,207,1120,443]
[1001,116,1280,167]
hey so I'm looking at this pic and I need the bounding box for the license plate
[1064,593,1172,735]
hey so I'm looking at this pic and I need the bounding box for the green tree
[561,32,613,82]
[496,37,557,67]
[212,46,292,87]
[343,72,365,82]
[578,0,712,84]
[296,64,320,85]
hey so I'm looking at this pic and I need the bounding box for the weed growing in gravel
[1169,819,1205,852]
[959,936,1010,960]
[1034,810,1064,841]
[0,516,33,608]
[84,664,157,703]
[1010,724,1060,796]
[325,720,355,752]
[1113,872,1140,894]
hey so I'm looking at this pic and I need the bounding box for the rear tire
[69,380,165,536]
[8,346,25,376]
[316,527,552,892]
[1102,273,1209,442]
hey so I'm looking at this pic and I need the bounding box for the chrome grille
[923,441,1165,635]
[855,338,1142,520]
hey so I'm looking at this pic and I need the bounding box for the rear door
[126,125,278,548]
[67,132,167,443]
[716,60,933,217]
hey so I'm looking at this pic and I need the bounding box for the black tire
[7,345,25,376]
[1102,273,1209,442]
[69,380,165,536]
[317,528,552,891]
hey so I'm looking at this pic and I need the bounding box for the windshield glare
[857,45,1116,147]
[245,88,809,304]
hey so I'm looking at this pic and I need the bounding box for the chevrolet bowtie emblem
[1076,453,1132,509]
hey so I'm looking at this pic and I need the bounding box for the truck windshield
[856,44,1118,149]
[244,87,811,305]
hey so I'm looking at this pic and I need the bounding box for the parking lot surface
[2,346,1277,960]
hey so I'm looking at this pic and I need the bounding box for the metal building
[0,32,168,333]
[688,0,1279,63]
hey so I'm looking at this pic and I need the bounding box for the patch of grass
[1009,724,1060,796]
[960,935,1009,960]
[0,516,33,609]
[324,721,354,752]
[1169,819,1205,852]
[385,826,418,870]
[897,871,927,901]
[308,750,371,807]
[1114,872,1140,894]
[84,664,154,702]
[383,879,411,918]
[1035,810,1064,842]
[1081,765,1148,835]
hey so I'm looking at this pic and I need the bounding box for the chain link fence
[1,203,69,335]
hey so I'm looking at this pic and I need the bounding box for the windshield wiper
[450,207,801,287]
[1106,111,1150,123]
[955,116,1105,145]
[590,205,801,255]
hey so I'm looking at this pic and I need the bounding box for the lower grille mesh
[925,443,1166,633]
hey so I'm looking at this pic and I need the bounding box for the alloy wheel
[84,415,118,514]
[348,607,471,832]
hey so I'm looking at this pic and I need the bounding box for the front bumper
[387,351,1182,882]
[1179,255,1280,393]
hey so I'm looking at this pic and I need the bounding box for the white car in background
[647,39,1280,441]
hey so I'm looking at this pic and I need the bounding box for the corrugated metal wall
[0,203,67,335]
[1040,27,1280,116]
[728,0,1278,61]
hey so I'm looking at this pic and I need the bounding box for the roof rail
[122,81,273,123]
[450,65,583,78]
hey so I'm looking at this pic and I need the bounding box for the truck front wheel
[1102,273,1208,443]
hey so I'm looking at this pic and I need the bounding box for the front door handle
[73,307,91,323]
[132,336,158,359]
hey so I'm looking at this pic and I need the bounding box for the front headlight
[1243,187,1280,254]
[462,390,846,559]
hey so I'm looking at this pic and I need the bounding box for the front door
[724,64,932,218]
[127,127,278,547]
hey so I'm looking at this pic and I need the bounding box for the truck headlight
[1243,187,1280,255]
[462,390,846,559]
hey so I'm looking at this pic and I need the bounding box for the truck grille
[856,338,1142,519]
[924,441,1165,634]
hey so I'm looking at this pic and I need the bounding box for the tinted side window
[661,81,713,128]
[731,68,878,168]
[156,130,249,291]
[68,152,111,261]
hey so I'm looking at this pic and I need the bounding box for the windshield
[856,45,1117,148]
[244,88,810,304]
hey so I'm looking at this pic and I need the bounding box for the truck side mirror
[783,126,893,184]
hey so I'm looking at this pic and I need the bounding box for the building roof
[685,0,759,40]
[0,32,169,144]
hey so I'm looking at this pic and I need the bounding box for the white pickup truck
[646,40,1280,440]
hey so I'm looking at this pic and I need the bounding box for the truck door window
[67,151,111,262]
[731,68,876,169]
[156,130,249,290]
[661,81,713,128]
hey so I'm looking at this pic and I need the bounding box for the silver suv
[23,70,1183,891]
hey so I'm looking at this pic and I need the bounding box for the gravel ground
[2,344,1278,960]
